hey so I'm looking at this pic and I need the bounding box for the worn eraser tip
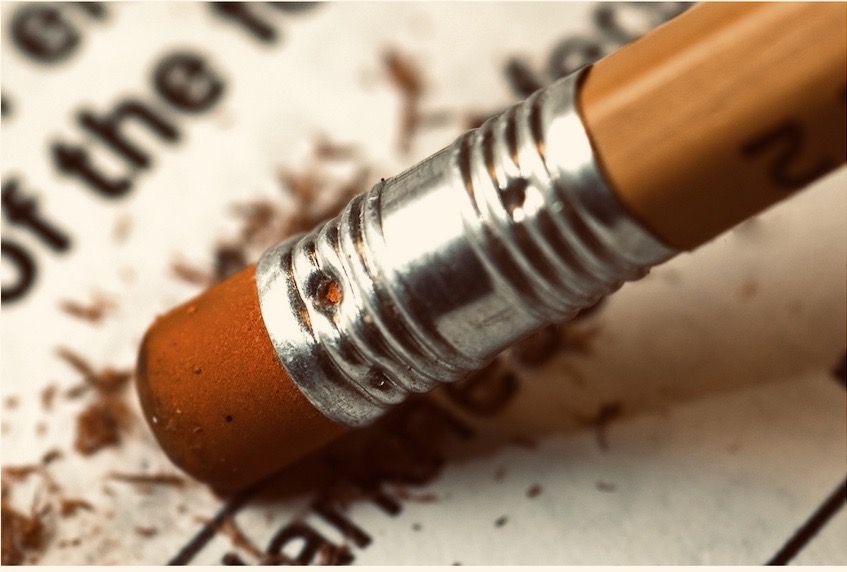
[136,264,345,493]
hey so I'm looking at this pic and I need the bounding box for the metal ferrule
[256,68,677,427]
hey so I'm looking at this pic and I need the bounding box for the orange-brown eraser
[136,265,345,492]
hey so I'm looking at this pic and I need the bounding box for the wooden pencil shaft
[580,2,847,250]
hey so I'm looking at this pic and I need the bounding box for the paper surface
[1,2,845,565]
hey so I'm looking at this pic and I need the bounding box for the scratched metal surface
[1,2,844,565]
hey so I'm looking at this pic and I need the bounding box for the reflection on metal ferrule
[257,68,677,427]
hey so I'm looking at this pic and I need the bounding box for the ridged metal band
[256,68,678,427]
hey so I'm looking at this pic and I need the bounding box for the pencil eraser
[136,265,345,492]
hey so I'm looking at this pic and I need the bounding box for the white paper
[1,2,844,565]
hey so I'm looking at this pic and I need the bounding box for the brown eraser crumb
[526,484,542,498]
[134,526,158,538]
[59,498,94,517]
[74,397,130,455]
[1,502,46,565]
[136,265,345,492]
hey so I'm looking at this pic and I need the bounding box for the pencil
[136,2,846,492]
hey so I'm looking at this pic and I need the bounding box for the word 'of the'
[1,2,319,304]
[1,51,224,304]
